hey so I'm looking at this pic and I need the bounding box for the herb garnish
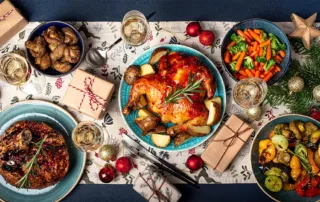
[164,74,204,104]
[16,136,47,188]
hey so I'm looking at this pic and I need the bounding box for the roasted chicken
[123,52,216,135]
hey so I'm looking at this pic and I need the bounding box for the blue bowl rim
[26,21,85,78]
[249,114,320,202]
[118,44,227,152]
[0,100,86,202]
[220,18,291,86]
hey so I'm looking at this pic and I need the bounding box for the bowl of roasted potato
[251,114,320,202]
[25,21,84,77]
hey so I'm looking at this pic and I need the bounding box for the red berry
[186,22,202,37]
[116,157,132,174]
[199,30,215,46]
[99,165,115,183]
[186,155,203,171]
[310,107,320,121]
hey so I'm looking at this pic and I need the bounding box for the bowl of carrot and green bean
[221,19,291,85]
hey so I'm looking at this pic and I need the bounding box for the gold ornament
[288,76,304,95]
[98,144,117,162]
[313,85,320,102]
[247,106,262,121]
[289,13,320,49]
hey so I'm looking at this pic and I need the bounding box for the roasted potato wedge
[124,65,140,85]
[207,101,221,125]
[187,125,211,137]
[174,132,192,147]
[140,64,155,76]
[204,97,222,110]
[305,122,319,136]
[151,133,171,148]
[148,48,169,65]
[289,121,303,140]
[138,108,154,117]
[134,116,159,133]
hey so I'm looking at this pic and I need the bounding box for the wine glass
[233,78,268,109]
[121,10,151,58]
[72,121,104,152]
[0,51,46,94]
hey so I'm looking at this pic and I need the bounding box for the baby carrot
[275,65,281,72]
[254,61,258,67]
[250,51,257,57]
[254,29,261,34]
[256,45,260,53]
[259,40,271,48]
[278,50,286,57]
[227,41,236,49]
[232,52,241,61]
[239,75,247,80]
[264,65,275,75]
[275,55,282,62]
[252,42,257,51]
[235,52,246,71]
[244,30,253,40]
[263,72,273,82]
[260,74,265,79]
[255,70,260,78]
[266,44,271,60]
[274,58,281,64]
[258,46,263,56]
[224,52,231,63]
[245,69,254,77]
[247,29,262,43]
[237,30,251,43]
[248,46,252,54]
[239,69,248,76]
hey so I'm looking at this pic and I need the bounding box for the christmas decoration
[313,85,320,102]
[186,155,203,171]
[289,13,320,49]
[310,107,320,121]
[199,30,215,46]
[266,38,320,114]
[186,22,202,37]
[99,164,115,183]
[115,156,132,174]
[247,106,262,121]
[288,76,305,94]
[98,144,117,162]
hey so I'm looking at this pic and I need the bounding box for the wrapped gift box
[133,166,182,202]
[201,114,254,172]
[62,69,114,120]
[0,0,28,46]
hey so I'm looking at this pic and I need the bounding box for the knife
[122,139,199,188]
[122,134,199,185]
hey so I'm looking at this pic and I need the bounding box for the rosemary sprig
[164,74,204,104]
[287,149,312,174]
[16,136,47,189]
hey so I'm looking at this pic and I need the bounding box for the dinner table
[1,0,320,201]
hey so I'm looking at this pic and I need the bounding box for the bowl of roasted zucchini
[251,114,320,201]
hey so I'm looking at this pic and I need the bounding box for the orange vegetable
[227,41,236,50]
[266,44,272,60]
[237,30,251,43]
[247,29,262,43]
[258,47,263,56]
[275,55,283,62]
[259,40,271,48]
[275,65,281,72]
[255,70,260,78]
[260,33,263,39]
[239,75,246,80]
[232,52,241,61]
[252,42,257,51]
[260,74,265,79]
[278,50,286,58]
[274,58,281,64]
[254,29,261,34]
[264,65,275,75]
[307,149,320,175]
[239,69,248,76]
[250,51,257,57]
[224,52,231,63]
[256,45,260,54]
[234,52,246,71]
[263,72,273,82]
[254,61,258,67]
[248,46,252,54]
[245,69,254,77]
[244,30,253,40]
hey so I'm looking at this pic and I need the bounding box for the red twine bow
[0,9,14,21]
[68,76,107,111]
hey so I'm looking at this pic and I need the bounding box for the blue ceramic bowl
[26,21,84,77]
[250,114,320,202]
[221,19,291,85]
[119,44,226,152]
[0,100,86,201]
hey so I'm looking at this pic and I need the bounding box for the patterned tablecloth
[0,21,299,185]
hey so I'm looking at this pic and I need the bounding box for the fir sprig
[265,38,320,114]
[164,74,204,104]
[16,136,47,188]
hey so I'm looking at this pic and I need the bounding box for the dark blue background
[6,0,318,201]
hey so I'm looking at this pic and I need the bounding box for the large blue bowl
[250,114,320,202]
[0,100,86,201]
[221,18,291,85]
[119,44,226,152]
[26,21,84,77]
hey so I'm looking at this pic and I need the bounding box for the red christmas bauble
[310,107,320,121]
[186,155,203,171]
[186,22,202,37]
[116,157,132,174]
[99,164,115,183]
[199,30,215,46]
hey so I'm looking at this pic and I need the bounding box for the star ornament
[289,13,320,49]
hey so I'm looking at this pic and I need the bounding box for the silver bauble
[313,85,320,102]
[288,76,304,94]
